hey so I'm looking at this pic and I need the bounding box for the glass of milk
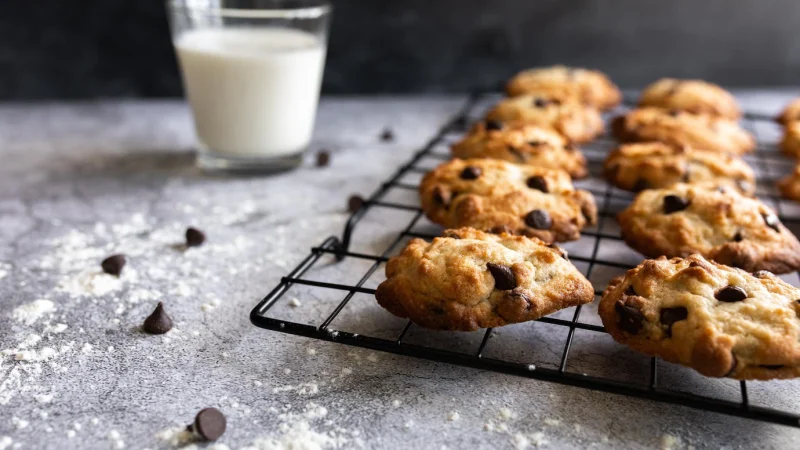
[168,0,331,172]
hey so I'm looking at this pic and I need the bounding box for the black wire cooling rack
[251,92,800,428]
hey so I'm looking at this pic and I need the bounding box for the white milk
[175,28,325,157]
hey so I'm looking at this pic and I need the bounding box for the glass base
[196,151,304,174]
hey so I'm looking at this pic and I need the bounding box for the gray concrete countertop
[2,94,800,450]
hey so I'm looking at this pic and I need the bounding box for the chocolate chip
[615,300,644,334]
[763,214,781,232]
[732,230,744,242]
[659,307,688,338]
[524,209,552,230]
[625,285,636,296]
[526,175,548,192]
[101,254,126,276]
[533,98,549,108]
[663,195,690,214]
[432,186,452,207]
[315,150,331,167]
[185,227,206,247]
[487,263,517,290]
[347,195,365,213]
[190,408,226,441]
[632,178,650,192]
[143,302,173,335]
[485,120,503,131]
[460,166,482,180]
[715,285,747,302]
[380,128,395,142]
[759,364,785,369]
[753,270,773,278]
[489,225,513,235]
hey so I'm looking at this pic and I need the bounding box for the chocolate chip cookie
[780,121,800,158]
[612,107,755,155]
[777,165,800,202]
[451,121,588,178]
[777,98,800,125]
[486,95,604,143]
[617,183,800,274]
[638,78,741,119]
[603,142,755,194]
[420,158,597,243]
[599,254,800,380]
[505,65,622,111]
[375,227,595,331]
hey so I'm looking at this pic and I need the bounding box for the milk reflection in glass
[175,28,325,156]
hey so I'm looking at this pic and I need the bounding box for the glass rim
[168,0,331,19]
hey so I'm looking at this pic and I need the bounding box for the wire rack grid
[251,92,800,428]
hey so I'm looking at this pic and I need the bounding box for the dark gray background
[2,0,799,99]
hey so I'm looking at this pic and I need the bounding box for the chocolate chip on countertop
[315,150,331,167]
[380,128,395,142]
[524,209,552,230]
[143,302,173,335]
[615,300,644,334]
[101,254,126,276]
[659,307,688,338]
[460,166,482,180]
[663,195,690,214]
[526,175,548,192]
[715,285,747,303]
[763,213,781,232]
[188,408,227,441]
[487,263,517,290]
[485,120,503,131]
[347,195,365,213]
[185,227,206,247]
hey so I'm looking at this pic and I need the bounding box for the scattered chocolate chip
[315,150,331,167]
[625,285,636,296]
[632,178,650,192]
[189,408,226,441]
[763,213,781,232]
[347,195,365,213]
[759,364,785,370]
[485,120,503,131]
[487,263,517,290]
[489,225,513,235]
[526,175,548,192]
[533,98,549,108]
[524,209,552,230]
[659,307,688,338]
[732,230,744,242]
[663,195,690,214]
[101,254,126,276]
[143,302,173,335]
[380,128,395,142]
[753,270,773,278]
[715,285,747,303]
[615,300,644,334]
[185,227,206,247]
[460,166,482,180]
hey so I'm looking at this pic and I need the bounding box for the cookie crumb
[306,348,317,356]
[288,297,301,308]
[543,418,560,426]
[447,411,460,422]
[391,399,401,407]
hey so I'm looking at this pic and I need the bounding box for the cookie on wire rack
[505,65,621,111]
[599,254,800,380]
[612,107,755,155]
[638,78,741,119]
[485,95,604,144]
[777,98,800,125]
[375,227,594,331]
[451,120,588,179]
[780,121,800,158]
[777,165,800,202]
[617,183,800,274]
[419,158,597,243]
[602,142,755,195]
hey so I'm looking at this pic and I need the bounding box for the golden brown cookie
[599,254,800,380]
[777,98,800,125]
[420,158,597,243]
[375,227,595,331]
[603,142,755,195]
[780,121,800,158]
[638,78,741,119]
[505,65,622,110]
[450,121,588,179]
[617,183,800,274]
[777,165,800,201]
[486,95,604,143]
[612,107,755,155]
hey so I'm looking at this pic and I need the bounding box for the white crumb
[81,343,93,354]
[447,411,460,422]
[34,394,53,404]
[391,399,401,407]
[66,430,76,438]
[367,354,378,362]
[404,420,414,429]
[288,297,302,307]
[283,368,292,375]
[12,300,55,325]
[254,381,263,387]
[484,422,495,432]
[499,407,515,420]
[44,323,68,334]
[340,368,352,376]
[0,437,11,450]
[660,434,681,450]
[91,418,99,426]
[307,348,317,356]
[11,418,28,430]
[543,418,560,427]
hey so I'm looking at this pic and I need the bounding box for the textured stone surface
[1,95,800,449]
